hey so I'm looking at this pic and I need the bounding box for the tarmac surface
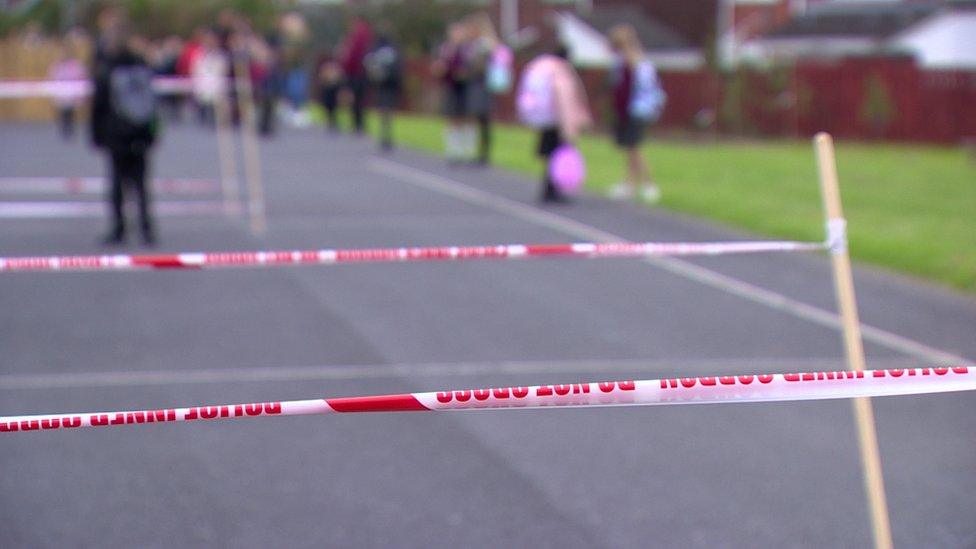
[1,122,974,548]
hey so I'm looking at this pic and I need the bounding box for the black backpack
[109,64,157,128]
[365,45,400,86]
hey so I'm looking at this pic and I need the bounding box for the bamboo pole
[234,55,266,235]
[814,132,893,549]
[213,78,240,217]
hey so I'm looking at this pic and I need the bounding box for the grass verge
[359,111,976,293]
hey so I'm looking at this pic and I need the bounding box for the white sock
[444,127,459,159]
[462,125,477,159]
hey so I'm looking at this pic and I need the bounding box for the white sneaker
[640,185,661,204]
[608,183,635,200]
[293,109,311,128]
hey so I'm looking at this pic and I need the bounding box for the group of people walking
[433,13,513,167]
[57,5,667,247]
[315,16,403,150]
[515,23,667,204]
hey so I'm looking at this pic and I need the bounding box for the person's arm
[430,44,448,79]
[89,59,109,148]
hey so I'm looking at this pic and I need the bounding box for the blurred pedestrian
[153,35,184,122]
[433,22,474,165]
[191,30,227,127]
[277,12,312,127]
[92,6,124,77]
[365,26,402,151]
[176,28,204,78]
[248,34,276,136]
[315,51,343,133]
[215,9,241,49]
[606,24,667,204]
[47,43,87,140]
[338,13,374,135]
[90,21,159,246]
[517,44,591,203]
[465,13,512,166]
[258,30,283,136]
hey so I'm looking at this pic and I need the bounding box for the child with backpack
[90,27,159,246]
[464,12,512,166]
[364,28,403,151]
[315,51,343,134]
[517,45,592,203]
[432,22,475,165]
[607,24,666,204]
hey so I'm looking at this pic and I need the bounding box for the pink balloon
[548,145,585,195]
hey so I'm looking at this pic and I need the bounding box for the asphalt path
[1,122,974,548]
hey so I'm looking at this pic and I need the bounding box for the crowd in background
[45,8,408,144]
[432,12,511,167]
[33,6,668,244]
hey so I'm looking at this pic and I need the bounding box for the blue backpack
[629,60,666,122]
[486,45,513,94]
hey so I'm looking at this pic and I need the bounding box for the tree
[859,73,896,138]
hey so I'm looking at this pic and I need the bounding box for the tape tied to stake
[1,366,971,434]
[826,219,848,255]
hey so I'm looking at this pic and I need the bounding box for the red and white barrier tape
[0,239,824,273]
[0,177,220,195]
[0,78,196,99]
[0,200,231,220]
[2,367,971,433]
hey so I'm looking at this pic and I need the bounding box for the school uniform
[611,61,646,148]
[90,48,158,245]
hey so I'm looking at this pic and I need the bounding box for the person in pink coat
[518,45,592,203]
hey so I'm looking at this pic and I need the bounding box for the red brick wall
[400,56,976,143]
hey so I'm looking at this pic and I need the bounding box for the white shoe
[608,183,635,200]
[293,109,311,128]
[640,185,661,204]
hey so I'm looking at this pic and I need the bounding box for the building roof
[598,0,719,48]
[766,2,941,40]
[890,8,976,68]
[579,5,691,51]
[555,10,703,70]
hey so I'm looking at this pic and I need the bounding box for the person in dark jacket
[338,14,373,134]
[315,51,343,133]
[90,25,159,246]
[365,29,402,151]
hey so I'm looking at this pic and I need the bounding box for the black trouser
[537,127,563,200]
[259,94,276,136]
[375,87,397,149]
[477,113,491,164]
[197,103,215,127]
[58,107,75,140]
[378,107,393,148]
[161,95,182,123]
[107,149,153,237]
[320,87,340,132]
[346,76,367,133]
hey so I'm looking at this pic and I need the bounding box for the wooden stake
[814,132,894,549]
[235,56,266,235]
[214,82,240,217]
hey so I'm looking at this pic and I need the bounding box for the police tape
[0,200,232,220]
[0,177,221,195]
[0,77,196,99]
[1,366,971,433]
[0,239,825,273]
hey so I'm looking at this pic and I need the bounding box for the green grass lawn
[367,112,975,293]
